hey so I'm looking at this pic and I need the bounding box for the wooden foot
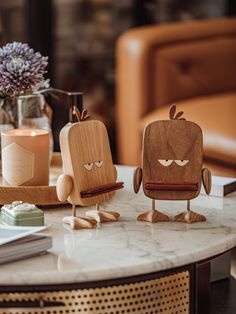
[137,210,170,223]
[174,210,206,224]
[63,216,97,229]
[86,210,120,223]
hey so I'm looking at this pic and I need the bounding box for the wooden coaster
[137,210,170,223]
[174,210,206,224]
[0,153,63,206]
[63,216,97,229]
[86,210,120,223]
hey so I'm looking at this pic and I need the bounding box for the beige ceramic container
[1,129,50,186]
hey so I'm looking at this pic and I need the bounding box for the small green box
[1,201,44,226]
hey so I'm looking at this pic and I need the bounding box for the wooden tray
[0,153,64,206]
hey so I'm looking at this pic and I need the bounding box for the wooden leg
[72,204,76,217]
[187,199,190,211]
[152,199,155,211]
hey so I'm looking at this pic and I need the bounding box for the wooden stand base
[174,210,206,224]
[86,209,120,223]
[137,210,170,223]
[0,152,64,206]
[62,216,97,229]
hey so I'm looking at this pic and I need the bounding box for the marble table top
[0,166,236,286]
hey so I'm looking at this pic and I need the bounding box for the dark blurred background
[0,0,235,157]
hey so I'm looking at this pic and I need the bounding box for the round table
[1,166,236,314]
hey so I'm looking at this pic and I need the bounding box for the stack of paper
[0,225,52,264]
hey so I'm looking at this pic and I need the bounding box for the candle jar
[1,129,50,186]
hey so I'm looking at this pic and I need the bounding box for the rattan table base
[0,271,189,314]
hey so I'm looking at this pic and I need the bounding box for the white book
[0,224,48,245]
[0,225,52,264]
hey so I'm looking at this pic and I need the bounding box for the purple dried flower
[0,42,48,96]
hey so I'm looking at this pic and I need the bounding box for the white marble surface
[0,166,236,286]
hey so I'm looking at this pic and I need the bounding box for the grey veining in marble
[0,166,236,286]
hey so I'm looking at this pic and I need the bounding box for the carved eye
[84,163,94,170]
[175,160,189,166]
[158,159,173,166]
[95,160,103,168]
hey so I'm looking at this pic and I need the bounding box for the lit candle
[1,129,50,186]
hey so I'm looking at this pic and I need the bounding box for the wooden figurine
[57,107,124,229]
[134,105,211,224]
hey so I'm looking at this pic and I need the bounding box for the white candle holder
[1,129,50,186]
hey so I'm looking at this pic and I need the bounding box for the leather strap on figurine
[81,182,124,198]
[145,181,198,191]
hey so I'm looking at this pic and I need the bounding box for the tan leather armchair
[116,18,236,177]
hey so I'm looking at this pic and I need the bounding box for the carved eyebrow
[169,104,185,120]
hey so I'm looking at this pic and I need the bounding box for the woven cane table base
[0,271,189,314]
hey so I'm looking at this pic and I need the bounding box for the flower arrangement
[0,42,48,97]
[0,42,49,127]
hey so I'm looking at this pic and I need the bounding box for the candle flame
[30,131,36,136]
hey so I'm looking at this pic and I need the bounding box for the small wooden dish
[0,153,63,206]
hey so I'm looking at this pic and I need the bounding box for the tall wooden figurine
[57,107,123,229]
[134,105,211,224]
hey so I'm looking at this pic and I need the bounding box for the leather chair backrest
[117,18,236,114]
[152,36,236,108]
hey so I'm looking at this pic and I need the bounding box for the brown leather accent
[81,182,124,198]
[116,17,236,179]
[145,181,199,191]
[203,159,236,178]
[152,36,236,107]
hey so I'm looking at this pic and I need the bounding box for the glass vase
[16,94,53,158]
[0,98,14,131]
[0,98,14,160]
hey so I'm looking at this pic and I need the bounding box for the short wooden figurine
[134,105,211,224]
[57,107,123,229]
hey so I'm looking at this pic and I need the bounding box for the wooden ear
[169,104,176,120]
[133,167,142,193]
[169,104,186,120]
[73,106,81,121]
[56,174,73,202]
[202,168,212,195]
